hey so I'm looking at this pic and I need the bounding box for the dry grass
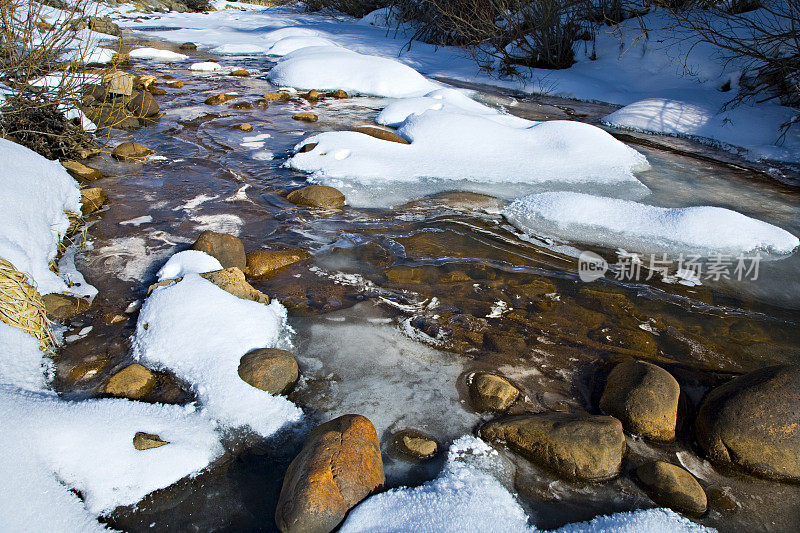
[0,257,56,352]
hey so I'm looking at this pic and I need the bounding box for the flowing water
[55,45,800,532]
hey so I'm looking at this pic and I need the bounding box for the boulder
[468,372,519,412]
[238,348,299,395]
[304,90,320,102]
[481,412,625,481]
[149,87,167,96]
[327,89,348,99]
[168,80,184,89]
[190,230,246,270]
[133,431,169,450]
[352,125,410,144]
[229,69,251,77]
[128,90,160,117]
[292,112,318,123]
[264,91,291,102]
[696,364,800,481]
[42,293,90,321]
[80,187,108,215]
[246,249,310,279]
[205,93,237,105]
[200,267,270,304]
[600,360,680,442]
[276,414,384,533]
[636,461,707,516]
[103,363,156,399]
[88,15,122,36]
[286,185,345,208]
[179,42,197,50]
[112,142,153,160]
[61,160,102,182]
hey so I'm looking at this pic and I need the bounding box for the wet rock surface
[190,231,247,271]
[636,461,707,516]
[286,185,345,208]
[246,249,310,279]
[238,348,299,395]
[468,372,519,412]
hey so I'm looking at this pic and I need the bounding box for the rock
[105,313,127,325]
[636,461,707,516]
[205,93,237,105]
[104,363,156,399]
[352,125,410,144]
[238,348,299,395]
[304,89,320,101]
[127,90,160,117]
[696,364,800,481]
[292,112,318,123]
[112,142,153,160]
[245,249,310,279]
[264,91,291,102]
[88,15,122,36]
[149,87,166,96]
[80,187,108,215]
[179,42,197,50]
[86,104,140,129]
[276,414,384,533]
[297,143,317,153]
[190,230,246,270]
[42,293,90,321]
[286,185,345,208]
[480,412,625,481]
[327,89,348,99]
[235,123,253,132]
[599,360,680,442]
[469,372,519,412]
[168,80,184,89]
[232,101,253,110]
[61,160,102,182]
[133,431,169,450]
[255,99,270,109]
[200,267,270,304]
[229,69,250,77]
[134,75,156,91]
[147,278,180,295]
[106,72,135,96]
[393,430,438,459]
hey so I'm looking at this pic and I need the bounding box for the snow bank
[0,138,82,295]
[504,191,799,256]
[129,47,188,61]
[268,46,439,97]
[156,250,222,280]
[190,61,222,72]
[289,109,649,208]
[602,99,713,137]
[267,35,339,56]
[133,275,302,437]
[0,323,50,392]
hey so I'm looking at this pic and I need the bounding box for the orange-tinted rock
[246,249,310,279]
[286,185,344,208]
[352,125,409,144]
[190,230,246,270]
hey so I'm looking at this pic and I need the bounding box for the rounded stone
[393,430,438,459]
[190,230,246,270]
[245,249,310,279]
[61,160,102,182]
[168,80,184,89]
[328,89,348,99]
[80,187,108,215]
[199,267,270,304]
[469,372,519,412]
[600,360,680,442]
[112,142,153,160]
[133,431,169,450]
[42,293,91,321]
[127,90,160,117]
[179,42,197,50]
[264,91,292,102]
[103,363,156,399]
[205,93,237,105]
[286,185,345,208]
[229,69,250,77]
[238,348,299,395]
[292,112,318,123]
[352,125,410,144]
[636,461,707,516]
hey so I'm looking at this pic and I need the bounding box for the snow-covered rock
[503,191,799,256]
[602,99,713,137]
[190,61,222,72]
[129,47,188,61]
[156,250,223,280]
[267,35,339,56]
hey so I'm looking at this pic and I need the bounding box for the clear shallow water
[56,49,800,532]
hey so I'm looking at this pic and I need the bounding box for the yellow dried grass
[0,257,57,352]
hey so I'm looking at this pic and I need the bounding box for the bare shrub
[304,0,390,17]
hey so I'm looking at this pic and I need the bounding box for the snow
[156,250,222,280]
[268,46,439,98]
[289,109,649,208]
[503,191,799,256]
[132,274,302,437]
[267,35,339,56]
[190,61,222,72]
[0,138,83,295]
[129,47,188,61]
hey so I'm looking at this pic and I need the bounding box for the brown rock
[128,90,160,117]
[179,42,197,50]
[168,80,184,89]
[600,360,680,442]
[276,414,384,533]
[190,230,246,270]
[104,363,156,399]
[264,91,291,102]
[481,412,625,481]
[304,89,320,101]
[353,125,410,144]
[469,372,519,412]
[229,69,251,77]
[286,185,345,208]
[61,160,102,182]
[637,461,707,516]
[42,293,91,321]
[205,93,237,105]
[255,99,270,109]
[292,112,318,123]
[200,267,270,304]
[393,430,438,459]
[149,87,167,96]
[133,74,156,91]
[235,123,254,132]
[246,249,310,279]
[297,143,317,153]
[238,348,299,395]
[80,187,108,215]
[112,142,153,160]
[327,89,348,99]
[696,364,800,481]
[133,431,169,450]
[232,101,253,110]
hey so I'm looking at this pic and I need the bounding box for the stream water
[55,44,800,532]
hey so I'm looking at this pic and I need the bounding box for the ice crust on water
[129,47,188,61]
[133,274,302,437]
[267,46,439,97]
[157,249,223,280]
[342,435,713,533]
[503,191,799,256]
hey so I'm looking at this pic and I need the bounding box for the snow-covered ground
[106,2,799,163]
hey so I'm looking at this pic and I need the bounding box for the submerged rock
[200,267,270,304]
[481,412,625,481]
[103,363,156,400]
[168,80,184,89]
[133,431,169,451]
[264,91,291,102]
[286,185,345,208]
[61,160,102,182]
[128,90,160,117]
[237,348,298,395]
[42,293,91,321]
[235,123,253,132]
[636,461,707,516]
[112,142,153,160]
[229,69,251,77]
[352,125,409,144]
[393,429,438,459]
[276,414,384,533]
[245,249,310,279]
[190,230,246,270]
[80,187,108,215]
[468,372,519,413]
[599,360,680,442]
[292,112,318,123]
[205,93,237,105]
[696,364,800,481]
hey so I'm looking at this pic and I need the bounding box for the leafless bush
[304,0,390,17]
